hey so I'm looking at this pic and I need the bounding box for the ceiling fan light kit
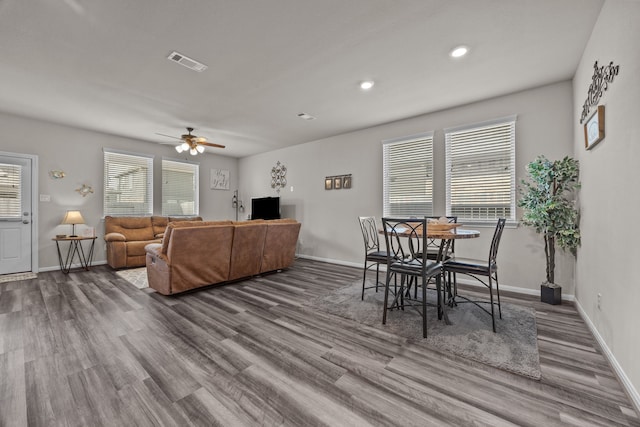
[166,127,225,155]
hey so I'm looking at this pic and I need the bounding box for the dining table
[379,222,480,324]
[380,224,480,261]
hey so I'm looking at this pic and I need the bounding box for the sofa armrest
[105,232,126,242]
[145,243,168,263]
[145,243,162,256]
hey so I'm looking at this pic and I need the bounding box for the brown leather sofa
[144,219,301,295]
[104,215,202,269]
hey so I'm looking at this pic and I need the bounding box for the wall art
[49,170,65,179]
[580,61,619,124]
[210,169,230,190]
[325,178,333,190]
[325,174,352,190]
[76,184,93,197]
[271,161,287,193]
[584,105,605,150]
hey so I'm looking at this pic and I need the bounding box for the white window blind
[162,159,199,216]
[0,163,21,218]
[445,116,516,222]
[383,132,434,217]
[103,149,153,216]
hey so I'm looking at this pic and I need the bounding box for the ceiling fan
[157,127,225,155]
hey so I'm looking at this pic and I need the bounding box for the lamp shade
[61,210,85,225]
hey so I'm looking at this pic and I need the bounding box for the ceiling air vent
[167,51,208,72]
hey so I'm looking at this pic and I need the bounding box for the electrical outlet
[597,293,602,310]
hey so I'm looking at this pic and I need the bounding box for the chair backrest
[358,216,380,253]
[382,217,429,273]
[489,218,507,267]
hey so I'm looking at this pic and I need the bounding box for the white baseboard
[296,254,363,269]
[38,260,107,272]
[575,300,640,414]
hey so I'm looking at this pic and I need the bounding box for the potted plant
[518,155,581,305]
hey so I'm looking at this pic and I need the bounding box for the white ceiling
[0,0,603,157]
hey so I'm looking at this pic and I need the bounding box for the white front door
[0,155,32,274]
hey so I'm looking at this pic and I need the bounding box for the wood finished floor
[1,258,638,426]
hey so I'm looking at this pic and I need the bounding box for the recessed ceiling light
[450,46,469,58]
[360,80,375,90]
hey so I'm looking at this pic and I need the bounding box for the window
[445,115,516,223]
[162,159,199,216]
[382,132,434,217]
[0,163,21,218]
[103,149,153,216]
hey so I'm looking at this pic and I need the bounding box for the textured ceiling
[0,0,603,157]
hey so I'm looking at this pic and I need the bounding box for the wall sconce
[232,189,245,221]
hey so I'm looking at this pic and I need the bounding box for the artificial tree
[518,155,581,303]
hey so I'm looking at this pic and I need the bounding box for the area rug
[115,267,149,289]
[0,272,37,283]
[310,280,541,380]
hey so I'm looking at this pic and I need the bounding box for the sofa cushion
[128,239,161,257]
[228,222,268,281]
[152,216,203,237]
[261,220,301,273]
[161,220,232,254]
[105,216,154,241]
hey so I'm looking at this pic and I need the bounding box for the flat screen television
[251,197,280,220]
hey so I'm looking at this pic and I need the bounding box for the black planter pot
[541,283,562,305]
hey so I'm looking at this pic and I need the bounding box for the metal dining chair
[423,216,458,300]
[358,216,387,300]
[442,218,506,332]
[381,217,444,338]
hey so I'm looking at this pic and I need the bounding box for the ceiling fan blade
[201,142,225,148]
[155,132,182,141]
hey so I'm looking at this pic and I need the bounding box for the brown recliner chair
[104,215,202,268]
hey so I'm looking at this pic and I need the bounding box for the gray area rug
[311,280,541,380]
[115,267,149,289]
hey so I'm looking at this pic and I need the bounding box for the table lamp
[61,210,85,237]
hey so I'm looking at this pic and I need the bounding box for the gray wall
[0,112,239,270]
[573,0,640,407]
[239,81,576,295]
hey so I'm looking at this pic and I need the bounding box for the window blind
[383,132,434,217]
[0,163,21,218]
[445,116,516,222]
[103,149,153,216]
[162,159,199,216]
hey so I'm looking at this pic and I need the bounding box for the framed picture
[333,177,342,190]
[325,178,333,190]
[584,105,605,150]
[210,169,230,190]
[342,175,352,189]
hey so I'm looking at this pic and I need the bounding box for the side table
[53,236,97,274]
